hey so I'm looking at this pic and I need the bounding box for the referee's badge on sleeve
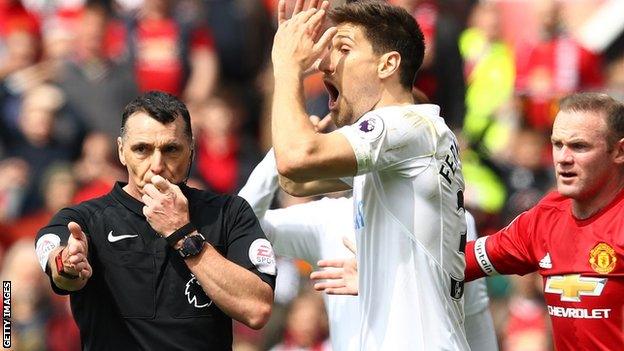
[249,239,276,275]
[35,234,61,271]
[356,115,384,141]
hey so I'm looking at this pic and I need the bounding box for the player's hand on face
[310,237,358,295]
[142,175,190,237]
[65,221,92,279]
[272,0,337,74]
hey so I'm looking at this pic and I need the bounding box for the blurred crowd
[1,0,623,350]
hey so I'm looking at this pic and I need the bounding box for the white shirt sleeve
[261,203,327,266]
[336,110,436,175]
[238,149,278,220]
[463,211,498,350]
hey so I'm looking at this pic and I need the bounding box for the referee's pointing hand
[142,175,190,238]
[66,221,92,279]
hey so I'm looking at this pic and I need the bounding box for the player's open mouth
[558,171,576,180]
[324,80,340,110]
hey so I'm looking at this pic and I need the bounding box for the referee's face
[117,112,192,200]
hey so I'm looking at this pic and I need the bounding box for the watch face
[181,235,206,257]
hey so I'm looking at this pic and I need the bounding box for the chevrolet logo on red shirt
[544,274,607,302]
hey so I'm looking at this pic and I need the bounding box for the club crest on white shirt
[356,115,384,141]
[36,233,61,271]
[249,238,276,275]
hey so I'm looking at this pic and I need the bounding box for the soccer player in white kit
[271,1,469,349]
[238,151,498,351]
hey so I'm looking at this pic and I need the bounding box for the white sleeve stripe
[474,237,499,276]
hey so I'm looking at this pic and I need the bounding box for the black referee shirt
[35,182,277,350]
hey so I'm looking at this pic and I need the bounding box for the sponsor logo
[589,242,616,274]
[547,305,610,319]
[248,239,276,275]
[107,231,138,243]
[544,274,606,302]
[356,116,384,140]
[185,275,212,308]
[539,253,552,269]
[35,234,61,271]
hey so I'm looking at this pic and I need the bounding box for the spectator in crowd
[392,0,466,130]
[515,0,604,131]
[3,163,76,248]
[460,1,516,155]
[3,84,78,214]
[124,0,219,103]
[58,1,138,142]
[0,157,29,225]
[72,132,124,203]
[192,92,261,194]
[270,292,331,351]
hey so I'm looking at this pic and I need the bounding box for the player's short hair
[559,93,624,148]
[329,0,425,89]
[121,91,193,140]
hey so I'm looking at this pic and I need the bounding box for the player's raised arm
[271,0,358,185]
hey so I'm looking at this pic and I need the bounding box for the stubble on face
[118,113,192,199]
[551,110,613,201]
[323,23,382,127]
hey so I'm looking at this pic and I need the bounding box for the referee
[34,91,276,350]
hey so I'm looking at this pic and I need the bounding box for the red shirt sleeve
[466,209,538,281]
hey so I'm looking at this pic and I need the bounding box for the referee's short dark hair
[329,0,425,89]
[121,91,193,140]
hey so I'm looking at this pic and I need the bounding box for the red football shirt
[466,191,624,350]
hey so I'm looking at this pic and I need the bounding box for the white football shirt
[239,150,497,351]
[338,105,469,350]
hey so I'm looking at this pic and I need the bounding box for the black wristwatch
[178,234,207,258]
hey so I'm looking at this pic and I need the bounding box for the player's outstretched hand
[66,221,92,279]
[272,0,337,74]
[310,237,358,295]
[142,175,190,237]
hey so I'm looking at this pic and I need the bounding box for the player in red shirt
[465,92,624,350]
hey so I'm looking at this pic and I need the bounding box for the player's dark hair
[121,91,193,140]
[329,0,425,89]
[559,93,624,148]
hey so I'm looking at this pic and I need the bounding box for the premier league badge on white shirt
[357,115,384,141]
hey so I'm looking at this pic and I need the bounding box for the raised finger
[313,281,345,291]
[313,26,337,54]
[306,0,320,10]
[278,0,287,24]
[141,193,155,207]
[317,114,334,132]
[310,269,343,280]
[68,221,85,241]
[292,0,305,16]
[308,6,328,34]
[151,175,171,192]
[325,287,357,295]
[316,259,345,268]
[143,183,161,198]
